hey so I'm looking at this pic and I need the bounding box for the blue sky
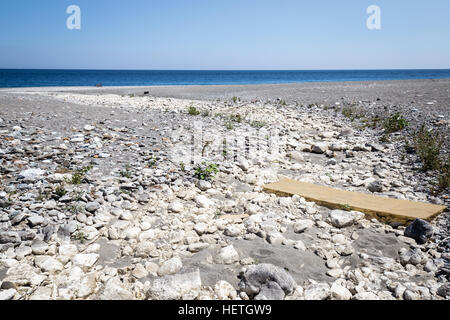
[1,0,449,69]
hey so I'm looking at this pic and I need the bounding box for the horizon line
[2,68,450,71]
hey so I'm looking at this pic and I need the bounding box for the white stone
[158,257,183,276]
[147,269,202,300]
[19,168,45,181]
[34,256,63,273]
[194,223,209,235]
[0,289,16,300]
[330,282,352,300]
[294,240,306,251]
[266,232,285,245]
[168,201,183,213]
[73,253,99,270]
[217,245,239,264]
[100,278,134,300]
[58,244,78,258]
[124,227,141,240]
[294,219,314,233]
[77,272,98,298]
[304,283,330,300]
[132,264,149,279]
[329,210,364,228]
[224,225,244,237]
[353,292,380,300]
[195,195,214,209]
[214,280,237,300]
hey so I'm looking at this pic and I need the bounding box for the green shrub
[341,105,366,121]
[229,114,243,123]
[435,161,449,194]
[55,185,68,198]
[188,106,201,116]
[383,113,409,134]
[413,125,443,171]
[71,165,93,185]
[194,162,219,181]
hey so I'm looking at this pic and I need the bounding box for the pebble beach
[0,79,449,300]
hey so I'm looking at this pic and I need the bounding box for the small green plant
[180,162,186,172]
[434,161,449,194]
[383,113,409,134]
[229,114,243,123]
[148,156,160,168]
[250,121,266,128]
[72,190,84,201]
[413,125,443,171]
[72,226,86,243]
[55,185,68,198]
[232,96,239,103]
[380,133,391,143]
[66,204,82,214]
[71,165,93,185]
[341,204,351,211]
[225,121,234,130]
[188,105,201,116]
[120,165,132,178]
[341,105,366,121]
[36,189,51,202]
[194,162,219,181]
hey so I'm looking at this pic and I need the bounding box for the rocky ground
[0,84,449,300]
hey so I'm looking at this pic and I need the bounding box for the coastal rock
[304,283,330,300]
[238,264,297,299]
[404,219,433,244]
[147,269,202,300]
[100,278,134,300]
[34,256,63,273]
[329,210,364,228]
[311,143,328,154]
[73,253,99,271]
[0,289,16,300]
[158,257,183,276]
[368,181,383,193]
[214,281,237,300]
[330,281,352,300]
[19,168,45,181]
[293,219,314,233]
[216,245,240,264]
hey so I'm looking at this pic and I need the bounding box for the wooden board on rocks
[263,178,447,224]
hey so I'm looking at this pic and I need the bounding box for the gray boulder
[0,232,21,245]
[368,181,383,193]
[238,263,297,300]
[437,283,450,298]
[404,219,433,244]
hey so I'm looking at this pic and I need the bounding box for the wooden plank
[263,178,447,224]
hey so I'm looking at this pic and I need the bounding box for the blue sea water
[1,69,450,88]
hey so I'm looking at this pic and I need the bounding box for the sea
[1,69,450,88]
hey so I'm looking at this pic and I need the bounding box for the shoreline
[2,77,450,92]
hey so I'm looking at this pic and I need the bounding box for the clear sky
[1,0,449,70]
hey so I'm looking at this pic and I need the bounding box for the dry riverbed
[0,84,449,300]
